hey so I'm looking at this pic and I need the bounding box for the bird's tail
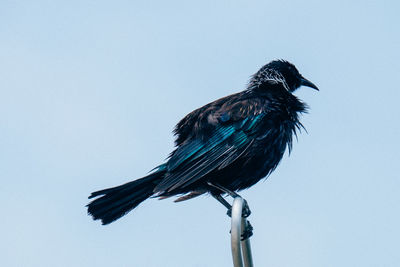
[87,170,164,225]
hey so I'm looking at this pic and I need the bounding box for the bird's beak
[300,77,319,91]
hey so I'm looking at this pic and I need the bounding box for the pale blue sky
[1,1,399,266]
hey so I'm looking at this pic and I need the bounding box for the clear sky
[1,1,399,266]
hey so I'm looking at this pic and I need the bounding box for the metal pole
[241,219,254,267]
[231,197,254,267]
[231,197,244,267]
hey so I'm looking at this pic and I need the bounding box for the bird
[87,59,318,225]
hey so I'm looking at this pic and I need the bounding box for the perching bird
[87,60,318,225]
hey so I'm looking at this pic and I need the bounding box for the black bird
[87,60,318,225]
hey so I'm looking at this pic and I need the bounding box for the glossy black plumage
[87,60,318,225]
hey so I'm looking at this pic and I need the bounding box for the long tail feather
[87,171,164,225]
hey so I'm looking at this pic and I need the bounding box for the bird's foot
[241,220,253,240]
[227,207,232,217]
[225,200,250,218]
[242,200,251,218]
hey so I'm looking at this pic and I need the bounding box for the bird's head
[249,60,319,92]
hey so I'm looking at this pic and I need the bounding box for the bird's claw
[227,207,232,217]
[226,200,251,218]
[242,200,251,218]
[241,220,253,240]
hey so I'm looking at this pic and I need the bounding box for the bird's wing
[173,94,233,146]
[154,100,267,193]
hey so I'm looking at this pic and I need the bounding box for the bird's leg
[208,182,251,218]
[212,192,253,239]
[207,182,240,198]
[211,193,233,216]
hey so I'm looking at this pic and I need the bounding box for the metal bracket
[231,197,254,267]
